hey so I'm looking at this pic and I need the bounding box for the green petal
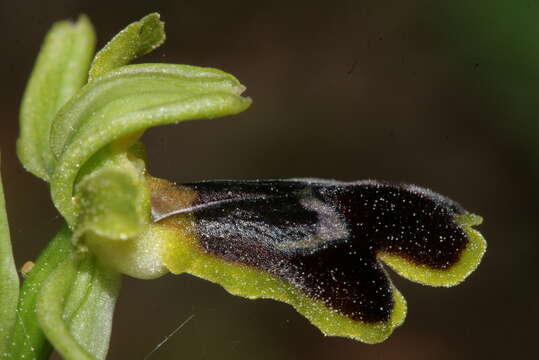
[88,13,165,81]
[7,226,73,360]
[0,159,19,356]
[17,15,95,181]
[50,63,251,226]
[37,253,121,360]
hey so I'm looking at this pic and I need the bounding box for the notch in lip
[151,177,486,330]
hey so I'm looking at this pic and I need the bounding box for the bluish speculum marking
[153,179,469,323]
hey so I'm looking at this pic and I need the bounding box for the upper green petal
[88,13,165,81]
[17,15,95,181]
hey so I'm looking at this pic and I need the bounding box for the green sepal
[50,63,251,226]
[17,15,96,181]
[37,253,121,360]
[88,13,165,82]
[6,226,73,360]
[0,159,19,357]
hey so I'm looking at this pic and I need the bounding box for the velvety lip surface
[153,179,476,323]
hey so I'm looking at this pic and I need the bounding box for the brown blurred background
[1,1,537,359]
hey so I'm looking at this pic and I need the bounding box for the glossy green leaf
[7,226,73,360]
[17,15,96,181]
[0,159,19,357]
[50,63,251,226]
[37,253,121,360]
[88,13,165,82]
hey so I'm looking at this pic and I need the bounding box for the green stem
[0,159,19,358]
[6,226,73,360]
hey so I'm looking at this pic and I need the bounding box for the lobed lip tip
[471,213,484,226]
[456,212,483,227]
